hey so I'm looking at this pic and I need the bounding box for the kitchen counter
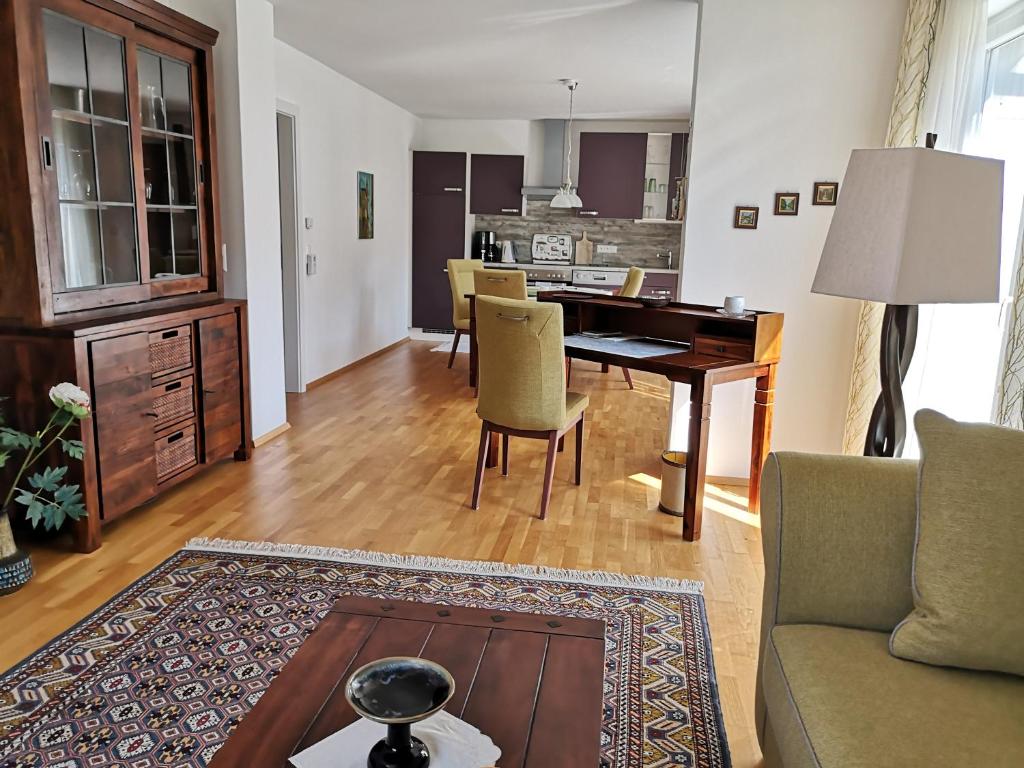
[487,263,679,274]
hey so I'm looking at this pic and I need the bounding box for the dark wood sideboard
[0,0,252,551]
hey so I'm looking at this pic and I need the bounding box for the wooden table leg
[748,364,776,514]
[683,373,712,542]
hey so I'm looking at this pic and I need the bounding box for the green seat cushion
[890,409,1024,676]
[763,624,1024,768]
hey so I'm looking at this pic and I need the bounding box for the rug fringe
[184,537,704,594]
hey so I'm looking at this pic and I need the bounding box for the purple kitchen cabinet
[413,151,468,195]
[412,152,467,330]
[575,132,648,220]
[641,272,680,300]
[470,154,525,215]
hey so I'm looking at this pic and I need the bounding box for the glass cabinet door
[138,49,201,279]
[43,11,139,290]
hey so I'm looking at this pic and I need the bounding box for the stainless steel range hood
[522,119,571,200]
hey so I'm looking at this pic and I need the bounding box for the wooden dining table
[467,291,784,541]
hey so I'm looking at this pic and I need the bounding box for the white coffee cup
[724,296,746,315]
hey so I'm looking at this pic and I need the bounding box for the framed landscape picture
[813,181,839,205]
[734,206,759,229]
[774,192,800,216]
[358,171,374,239]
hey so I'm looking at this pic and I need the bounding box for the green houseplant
[0,383,90,595]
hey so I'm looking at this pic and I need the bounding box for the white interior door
[276,109,303,393]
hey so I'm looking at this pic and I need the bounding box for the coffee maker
[472,230,499,262]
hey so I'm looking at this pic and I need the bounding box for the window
[903,7,1024,455]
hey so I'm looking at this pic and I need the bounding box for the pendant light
[551,79,583,209]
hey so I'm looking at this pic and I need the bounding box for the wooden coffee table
[211,596,606,767]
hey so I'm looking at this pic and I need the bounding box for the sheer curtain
[901,0,1024,454]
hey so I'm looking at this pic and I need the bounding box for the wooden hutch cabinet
[0,0,252,552]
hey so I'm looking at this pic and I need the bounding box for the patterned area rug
[0,540,730,767]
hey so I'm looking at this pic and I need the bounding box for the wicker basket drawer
[149,325,192,377]
[151,375,195,430]
[155,424,197,481]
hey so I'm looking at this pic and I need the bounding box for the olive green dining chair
[473,269,528,301]
[472,296,589,520]
[446,259,485,369]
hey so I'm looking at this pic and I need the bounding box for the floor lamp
[812,143,1004,457]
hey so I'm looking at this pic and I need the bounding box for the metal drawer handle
[715,345,727,353]
[500,208,519,213]
[443,186,463,192]
[497,313,528,322]
[143,411,159,418]
[592,275,606,280]
[580,210,598,216]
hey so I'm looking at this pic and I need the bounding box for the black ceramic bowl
[345,657,455,725]
[640,296,671,308]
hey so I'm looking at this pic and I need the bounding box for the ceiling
[268,0,699,120]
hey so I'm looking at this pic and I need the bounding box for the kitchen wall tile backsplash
[474,201,682,269]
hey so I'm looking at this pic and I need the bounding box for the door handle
[40,136,54,170]
[579,210,598,216]
[443,187,463,193]
[500,208,519,214]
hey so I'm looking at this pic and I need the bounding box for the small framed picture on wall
[734,206,759,229]
[774,192,800,216]
[358,171,374,239]
[813,182,839,206]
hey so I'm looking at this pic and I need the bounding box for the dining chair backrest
[448,259,485,328]
[474,269,528,301]
[475,296,567,431]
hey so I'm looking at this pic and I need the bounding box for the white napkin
[289,711,501,768]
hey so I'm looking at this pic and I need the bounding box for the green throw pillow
[890,409,1024,676]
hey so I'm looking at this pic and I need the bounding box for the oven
[523,266,573,298]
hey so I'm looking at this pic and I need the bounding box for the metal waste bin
[659,451,687,517]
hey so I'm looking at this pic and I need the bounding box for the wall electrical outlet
[306,252,317,275]
[305,217,314,230]
[596,244,618,254]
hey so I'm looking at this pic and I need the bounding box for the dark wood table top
[211,596,607,768]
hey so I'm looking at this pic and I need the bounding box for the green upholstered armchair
[757,452,1024,767]
[471,296,588,519]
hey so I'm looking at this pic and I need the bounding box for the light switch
[305,217,314,230]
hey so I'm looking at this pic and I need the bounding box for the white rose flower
[49,382,91,417]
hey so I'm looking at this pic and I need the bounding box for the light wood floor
[1,340,766,766]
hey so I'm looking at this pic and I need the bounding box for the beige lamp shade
[812,148,1004,304]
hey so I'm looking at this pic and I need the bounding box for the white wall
[674,0,908,476]
[163,0,288,440]
[275,41,419,384]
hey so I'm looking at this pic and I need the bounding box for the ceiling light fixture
[551,79,583,209]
